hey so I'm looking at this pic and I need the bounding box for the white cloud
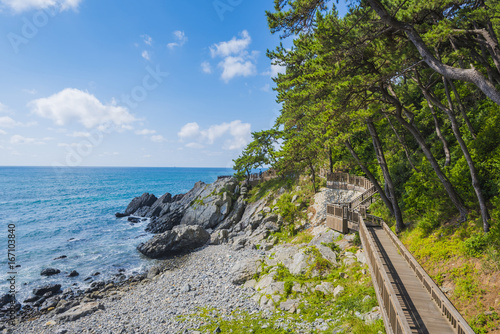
[263,63,286,77]
[29,88,136,128]
[0,0,82,12]
[141,50,150,61]
[0,102,11,113]
[219,56,256,83]
[0,116,19,128]
[151,135,166,143]
[135,129,156,136]
[23,89,38,95]
[141,34,153,46]
[10,134,45,145]
[186,142,204,149]
[0,129,7,135]
[177,120,251,150]
[207,30,258,83]
[178,122,200,139]
[68,131,91,138]
[143,154,152,158]
[201,61,212,74]
[167,30,187,49]
[0,116,37,128]
[210,30,251,58]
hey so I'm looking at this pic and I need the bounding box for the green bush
[463,233,488,257]
[353,232,361,246]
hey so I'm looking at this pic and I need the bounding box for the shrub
[463,233,488,257]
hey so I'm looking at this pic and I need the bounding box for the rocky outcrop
[116,193,158,217]
[40,268,61,276]
[137,225,210,259]
[33,284,61,296]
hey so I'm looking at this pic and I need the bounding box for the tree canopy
[235,0,500,234]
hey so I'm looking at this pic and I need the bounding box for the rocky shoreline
[3,176,380,333]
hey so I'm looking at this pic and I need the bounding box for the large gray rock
[33,284,61,296]
[124,193,158,216]
[289,250,309,276]
[40,268,60,276]
[57,302,104,322]
[210,229,229,245]
[137,225,210,259]
[217,197,246,230]
[145,182,206,233]
[231,257,261,285]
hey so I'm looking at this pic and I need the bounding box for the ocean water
[0,166,233,302]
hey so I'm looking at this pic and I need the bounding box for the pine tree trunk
[381,87,469,221]
[344,140,395,216]
[423,93,452,166]
[423,86,490,232]
[366,118,405,232]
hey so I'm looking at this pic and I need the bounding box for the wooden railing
[327,172,373,192]
[379,221,475,334]
[359,216,413,334]
[326,172,475,334]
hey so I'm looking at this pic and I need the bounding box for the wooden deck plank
[367,226,455,334]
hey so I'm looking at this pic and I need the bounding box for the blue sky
[0,0,347,168]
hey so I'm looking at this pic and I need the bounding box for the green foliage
[462,233,489,257]
[232,129,281,181]
[469,311,500,334]
[352,232,361,247]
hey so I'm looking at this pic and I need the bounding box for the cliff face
[120,177,275,258]
[119,177,241,234]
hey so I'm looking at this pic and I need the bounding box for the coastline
[4,175,380,333]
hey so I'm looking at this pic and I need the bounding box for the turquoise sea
[0,166,233,302]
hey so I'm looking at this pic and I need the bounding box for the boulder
[68,270,79,277]
[146,211,183,234]
[128,216,141,224]
[0,294,13,308]
[356,250,367,264]
[124,193,158,216]
[279,299,300,313]
[289,250,309,276]
[231,257,261,285]
[333,285,345,298]
[210,229,229,245]
[33,284,61,296]
[137,225,210,259]
[57,302,104,322]
[40,268,61,276]
[315,282,335,295]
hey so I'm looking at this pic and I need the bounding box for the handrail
[380,221,475,334]
[359,216,413,334]
[325,171,475,333]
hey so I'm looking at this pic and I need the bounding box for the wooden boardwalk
[368,226,455,333]
[325,172,474,334]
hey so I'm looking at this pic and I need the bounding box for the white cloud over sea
[178,120,251,150]
[29,88,136,129]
